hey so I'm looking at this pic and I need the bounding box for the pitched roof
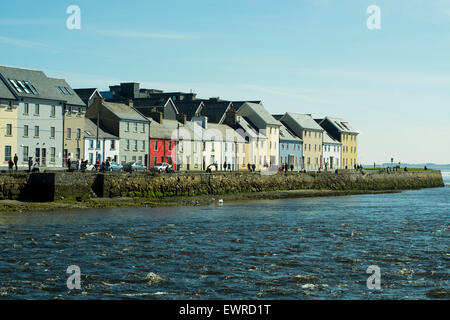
[235,115,267,140]
[133,97,178,116]
[285,113,324,131]
[199,100,232,123]
[322,116,358,134]
[149,119,181,140]
[0,65,84,106]
[279,124,302,142]
[206,122,245,142]
[173,100,203,120]
[84,118,118,139]
[323,131,340,145]
[48,78,85,106]
[237,102,282,127]
[74,88,101,104]
[103,101,149,122]
[0,76,15,99]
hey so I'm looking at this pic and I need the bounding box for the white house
[323,131,341,170]
[84,118,120,164]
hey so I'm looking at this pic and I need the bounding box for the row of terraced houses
[0,65,359,171]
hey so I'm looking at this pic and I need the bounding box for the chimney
[223,108,237,129]
[191,115,208,129]
[176,113,186,124]
[149,108,163,124]
[127,99,133,108]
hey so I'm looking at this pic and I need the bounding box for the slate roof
[133,97,177,116]
[149,119,182,140]
[199,101,232,123]
[74,88,101,105]
[0,65,84,106]
[206,123,245,142]
[235,115,267,140]
[323,131,341,145]
[173,100,203,120]
[103,101,149,122]
[0,76,14,99]
[84,118,118,139]
[279,124,302,142]
[284,113,324,131]
[322,116,358,134]
[237,102,282,127]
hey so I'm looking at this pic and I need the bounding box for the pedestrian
[106,160,110,171]
[227,163,231,171]
[67,158,72,171]
[28,157,33,172]
[13,153,18,171]
[290,164,294,172]
[223,161,227,171]
[247,163,251,171]
[252,164,256,172]
[8,158,14,172]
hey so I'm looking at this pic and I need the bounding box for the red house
[148,112,179,169]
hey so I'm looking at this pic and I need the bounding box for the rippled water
[0,173,448,299]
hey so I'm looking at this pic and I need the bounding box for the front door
[35,148,40,166]
[41,148,46,166]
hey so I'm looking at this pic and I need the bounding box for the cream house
[279,113,324,171]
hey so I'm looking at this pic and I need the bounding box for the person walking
[67,158,72,171]
[28,157,33,173]
[13,154,18,171]
[247,163,251,171]
[252,163,256,172]
[8,158,14,172]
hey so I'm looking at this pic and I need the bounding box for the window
[132,156,136,162]
[22,146,28,162]
[51,105,56,117]
[50,147,56,163]
[168,141,172,151]
[6,124,12,136]
[76,128,81,139]
[121,155,126,164]
[160,156,164,164]
[24,103,29,114]
[141,123,145,133]
[138,156,143,163]
[125,122,130,132]
[96,140,100,149]
[4,146,11,161]
[9,79,22,93]
[153,156,157,166]
[34,126,39,137]
[134,140,138,151]
[34,104,40,115]
[25,81,38,94]
[133,122,137,132]
[89,140,94,149]
[110,140,115,150]
[17,80,30,93]
[50,127,55,138]
[66,128,71,139]
[154,140,158,151]
[24,125,28,137]
[141,140,145,151]
[126,139,130,150]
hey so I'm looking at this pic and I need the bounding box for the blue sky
[1,0,449,164]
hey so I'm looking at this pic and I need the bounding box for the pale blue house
[278,123,303,170]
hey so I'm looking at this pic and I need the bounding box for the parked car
[123,162,147,172]
[109,161,123,172]
[155,162,173,173]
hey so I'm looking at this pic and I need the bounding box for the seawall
[0,170,444,202]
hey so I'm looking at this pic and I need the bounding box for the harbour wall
[0,170,444,202]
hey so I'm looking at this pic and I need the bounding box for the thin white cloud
[96,30,197,40]
[0,18,58,25]
[0,36,46,48]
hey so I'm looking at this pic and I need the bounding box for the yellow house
[279,113,324,171]
[0,79,18,167]
[317,117,359,169]
[0,100,18,167]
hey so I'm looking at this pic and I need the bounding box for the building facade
[279,113,324,171]
[279,124,303,170]
[317,117,359,169]
[322,132,341,170]
[85,98,150,166]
